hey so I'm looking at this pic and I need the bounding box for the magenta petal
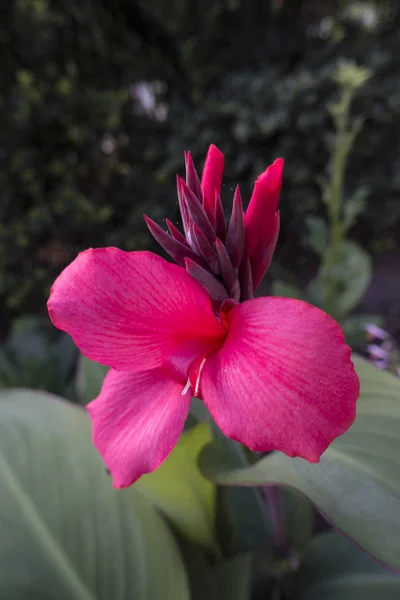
[244,158,283,287]
[87,368,190,488]
[144,215,195,267]
[180,178,215,245]
[48,248,225,373]
[226,185,245,269]
[185,151,202,201]
[250,211,280,290]
[166,219,188,245]
[202,297,359,462]
[201,144,225,225]
[184,257,230,303]
[244,158,283,255]
[192,223,220,273]
[214,191,226,242]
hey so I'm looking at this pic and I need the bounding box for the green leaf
[315,241,372,318]
[0,348,20,387]
[342,187,368,233]
[52,332,78,387]
[199,356,400,569]
[334,241,372,316]
[76,354,108,404]
[294,532,400,599]
[272,281,303,300]
[212,435,273,555]
[305,216,329,256]
[306,277,328,310]
[189,397,210,423]
[0,389,189,600]
[284,490,314,553]
[176,536,221,600]
[136,423,216,549]
[214,554,252,600]
[177,534,252,600]
[0,318,77,398]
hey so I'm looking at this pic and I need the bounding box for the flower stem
[329,89,352,254]
[323,87,354,315]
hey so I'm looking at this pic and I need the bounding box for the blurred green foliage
[1,0,399,326]
[0,316,77,398]
[272,60,382,348]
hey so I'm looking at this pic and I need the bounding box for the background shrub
[0,0,399,332]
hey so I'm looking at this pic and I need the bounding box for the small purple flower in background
[364,323,400,374]
[48,145,359,488]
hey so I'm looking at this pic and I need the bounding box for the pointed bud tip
[233,184,243,202]
[143,214,156,229]
[143,214,167,240]
[184,150,192,165]
[207,143,224,160]
[264,157,284,176]
[255,157,284,194]
[201,145,225,226]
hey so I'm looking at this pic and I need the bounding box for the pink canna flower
[48,145,359,489]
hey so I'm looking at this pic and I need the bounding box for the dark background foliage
[0,0,399,334]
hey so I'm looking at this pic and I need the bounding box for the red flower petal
[87,368,190,487]
[226,185,245,269]
[144,215,200,267]
[244,158,284,288]
[201,144,225,225]
[48,248,225,373]
[201,297,359,461]
[184,151,202,201]
[250,211,280,289]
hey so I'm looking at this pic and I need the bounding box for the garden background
[1,0,399,341]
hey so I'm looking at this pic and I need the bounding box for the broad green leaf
[212,434,273,555]
[220,483,272,555]
[214,554,252,600]
[176,536,220,600]
[294,532,400,599]
[272,280,303,300]
[199,356,400,569]
[76,354,108,404]
[177,534,252,600]
[137,423,216,549]
[284,490,314,553]
[0,389,189,600]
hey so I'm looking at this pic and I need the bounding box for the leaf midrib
[0,450,97,600]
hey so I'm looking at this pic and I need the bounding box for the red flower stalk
[48,145,359,489]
